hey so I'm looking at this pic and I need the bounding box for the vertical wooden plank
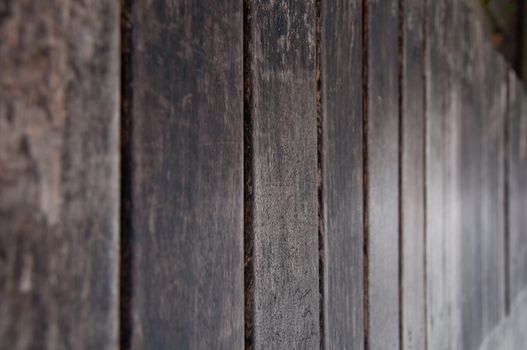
[425,0,463,348]
[366,0,400,348]
[479,30,507,338]
[122,0,243,348]
[320,0,363,348]
[247,1,319,348]
[507,72,527,305]
[445,3,462,347]
[0,1,120,349]
[456,7,508,342]
[400,0,426,348]
[456,4,504,348]
[424,1,447,348]
[458,6,483,349]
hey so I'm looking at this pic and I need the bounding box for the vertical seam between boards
[397,0,405,348]
[361,0,370,349]
[243,0,255,348]
[315,0,326,348]
[119,0,134,349]
[422,0,429,348]
[504,72,511,316]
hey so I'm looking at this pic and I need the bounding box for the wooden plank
[454,5,507,349]
[507,71,527,305]
[400,0,426,348]
[425,0,463,348]
[456,4,507,348]
[0,1,119,349]
[122,1,244,348]
[320,0,363,348]
[479,29,507,338]
[458,4,483,349]
[365,1,400,348]
[247,1,319,348]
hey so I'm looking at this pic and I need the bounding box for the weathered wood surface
[458,5,485,349]
[462,3,504,350]
[122,0,244,348]
[457,5,507,349]
[246,1,320,348]
[425,0,462,348]
[0,1,120,349]
[2,1,527,349]
[320,0,363,349]
[400,0,426,348]
[365,0,400,349]
[507,72,527,306]
[479,20,507,339]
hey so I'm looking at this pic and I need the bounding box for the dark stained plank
[320,0,363,348]
[247,1,319,348]
[425,0,463,348]
[122,0,244,348]
[400,0,426,348]
[365,1,400,348]
[0,1,120,349]
[507,71,527,306]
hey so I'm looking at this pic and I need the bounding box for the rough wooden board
[122,0,244,348]
[507,72,527,305]
[425,0,463,348]
[460,7,482,349]
[320,0,363,348]
[0,1,120,349]
[400,0,426,348]
[365,0,400,348]
[479,32,507,338]
[458,4,483,349]
[247,1,320,348]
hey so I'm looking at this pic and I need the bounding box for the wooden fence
[1,0,527,349]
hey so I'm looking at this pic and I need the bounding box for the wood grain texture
[507,71,527,305]
[247,1,320,348]
[425,0,463,348]
[478,24,507,339]
[400,0,426,348]
[458,6,484,349]
[320,0,363,348]
[0,0,120,349]
[122,0,244,348]
[457,5,506,349]
[365,0,400,349]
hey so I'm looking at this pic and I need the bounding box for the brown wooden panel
[0,1,120,349]
[320,0,363,348]
[400,0,426,348]
[122,0,244,348]
[246,1,320,348]
[365,0,400,348]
